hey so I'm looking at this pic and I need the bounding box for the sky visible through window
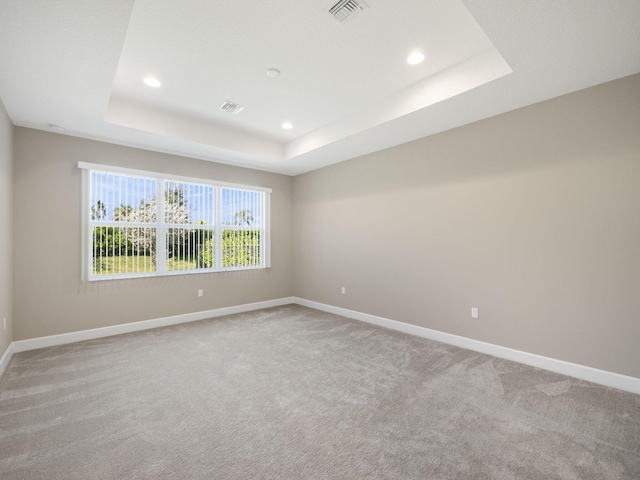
[90,172,262,226]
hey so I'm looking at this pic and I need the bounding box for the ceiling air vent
[328,0,364,23]
[219,101,244,114]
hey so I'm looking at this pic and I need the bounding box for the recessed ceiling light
[48,124,65,133]
[144,77,162,87]
[266,68,281,78]
[282,122,293,130]
[407,52,425,65]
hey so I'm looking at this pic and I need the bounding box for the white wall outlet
[341,287,346,295]
[198,289,203,297]
[471,308,479,319]
[3,318,5,330]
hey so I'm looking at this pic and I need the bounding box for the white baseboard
[0,342,14,378]
[293,297,640,395]
[10,297,295,354]
[3,296,639,395]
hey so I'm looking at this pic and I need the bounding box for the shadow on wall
[294,74,640,202]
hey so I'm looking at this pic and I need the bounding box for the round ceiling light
[281,122,293,130]
[407,52,425,65]
[144,77,162,87]
[266,68,281,78]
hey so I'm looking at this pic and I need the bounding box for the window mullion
[214,187,222,271]
[263,192,270,268]
[156,179,166,274]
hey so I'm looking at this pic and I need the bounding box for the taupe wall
[0,99,12,358]
[293,74,640,378]
[13,130,294,340]
[7,75,640,379]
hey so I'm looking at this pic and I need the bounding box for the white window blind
[79,163,271,281]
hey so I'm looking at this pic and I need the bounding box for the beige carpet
[1,304,639,479]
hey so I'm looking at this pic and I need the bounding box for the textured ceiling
[1,0,639,175]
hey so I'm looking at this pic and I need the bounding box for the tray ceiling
[1,0,639,175]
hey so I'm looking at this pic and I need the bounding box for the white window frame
[79,162,271,281]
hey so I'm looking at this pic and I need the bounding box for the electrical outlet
[471,308,479,319]
[198,289,203,297]
[341,287,346,295]
[3,318,6,330]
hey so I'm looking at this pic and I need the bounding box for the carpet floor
[0,304,639,479]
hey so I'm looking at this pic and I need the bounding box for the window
[79,163,271,281]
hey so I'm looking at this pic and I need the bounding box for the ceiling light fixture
[48,124,65,133]
[143,77,162,87]
[282,122,293,130]
[266,68,281,78]
[407,52,425,65]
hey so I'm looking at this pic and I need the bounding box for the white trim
[4,296,639,395]
[0,342,14,378]
[77,161,272,193]
[81,168,89,282]
[292,297,640,395]
[11,297,295,354]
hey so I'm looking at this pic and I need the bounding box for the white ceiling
[1,0,639,175]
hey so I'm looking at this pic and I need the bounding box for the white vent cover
[219,101,244,114]
[328,0,364,23]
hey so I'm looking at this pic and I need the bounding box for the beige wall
[7,74,640,380]
[0,99,12,358]
[13,130,294,340]
[293,74,640,378]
